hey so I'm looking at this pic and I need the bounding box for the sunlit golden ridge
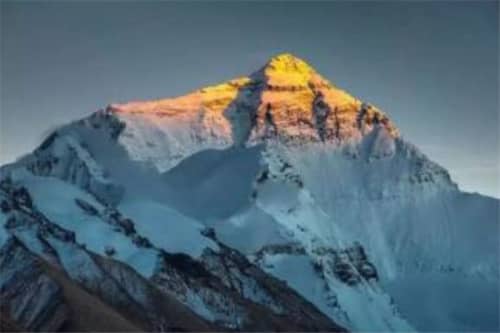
[109,53,399,141]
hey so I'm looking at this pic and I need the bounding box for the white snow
[259,252,334,317]
[384,272,499,332]
[214,205,292,254]
[118,199,218,257]
[184,290,216,321]
[47,237,105,282]
[327,276,413,332]
[11,227,48,259]
[53,135,111,184]
[116,112,232,172]
[10,172,159,277]
[254,182,414,331]
[161,145,263,220]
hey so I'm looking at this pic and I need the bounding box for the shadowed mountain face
[0,54,498,332]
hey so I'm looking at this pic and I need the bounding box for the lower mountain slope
[0,170,344,332]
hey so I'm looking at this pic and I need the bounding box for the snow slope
[0,53,497,332]
[0,163,341,331]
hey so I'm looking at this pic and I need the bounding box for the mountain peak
[255,53,320,87]
[108,53,399,145]
[264,53,315,75]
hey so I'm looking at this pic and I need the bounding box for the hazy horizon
[1,1,498,198]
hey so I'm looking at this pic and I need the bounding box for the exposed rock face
[74,198,99,216]
[201,241,343,331]
[0,309,22,332]
[0,238,69,332]
[152,246,344,331]
[314,243,379,286]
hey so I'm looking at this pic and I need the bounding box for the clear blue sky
[1,1,498,197]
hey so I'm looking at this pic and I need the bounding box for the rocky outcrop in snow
[0,171,345,331]
[3,131,123,205]
[0,238,69,331]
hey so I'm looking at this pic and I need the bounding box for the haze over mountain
[0,54,498,332]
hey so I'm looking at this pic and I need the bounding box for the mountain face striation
[1,53,498,332]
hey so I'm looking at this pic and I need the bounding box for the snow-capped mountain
[1,53,498,332]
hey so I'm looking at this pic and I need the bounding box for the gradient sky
[1,1,498,197]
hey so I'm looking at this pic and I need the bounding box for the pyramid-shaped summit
[109,53,399,147]
[264,53,315,73]
[253,53,319,87]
